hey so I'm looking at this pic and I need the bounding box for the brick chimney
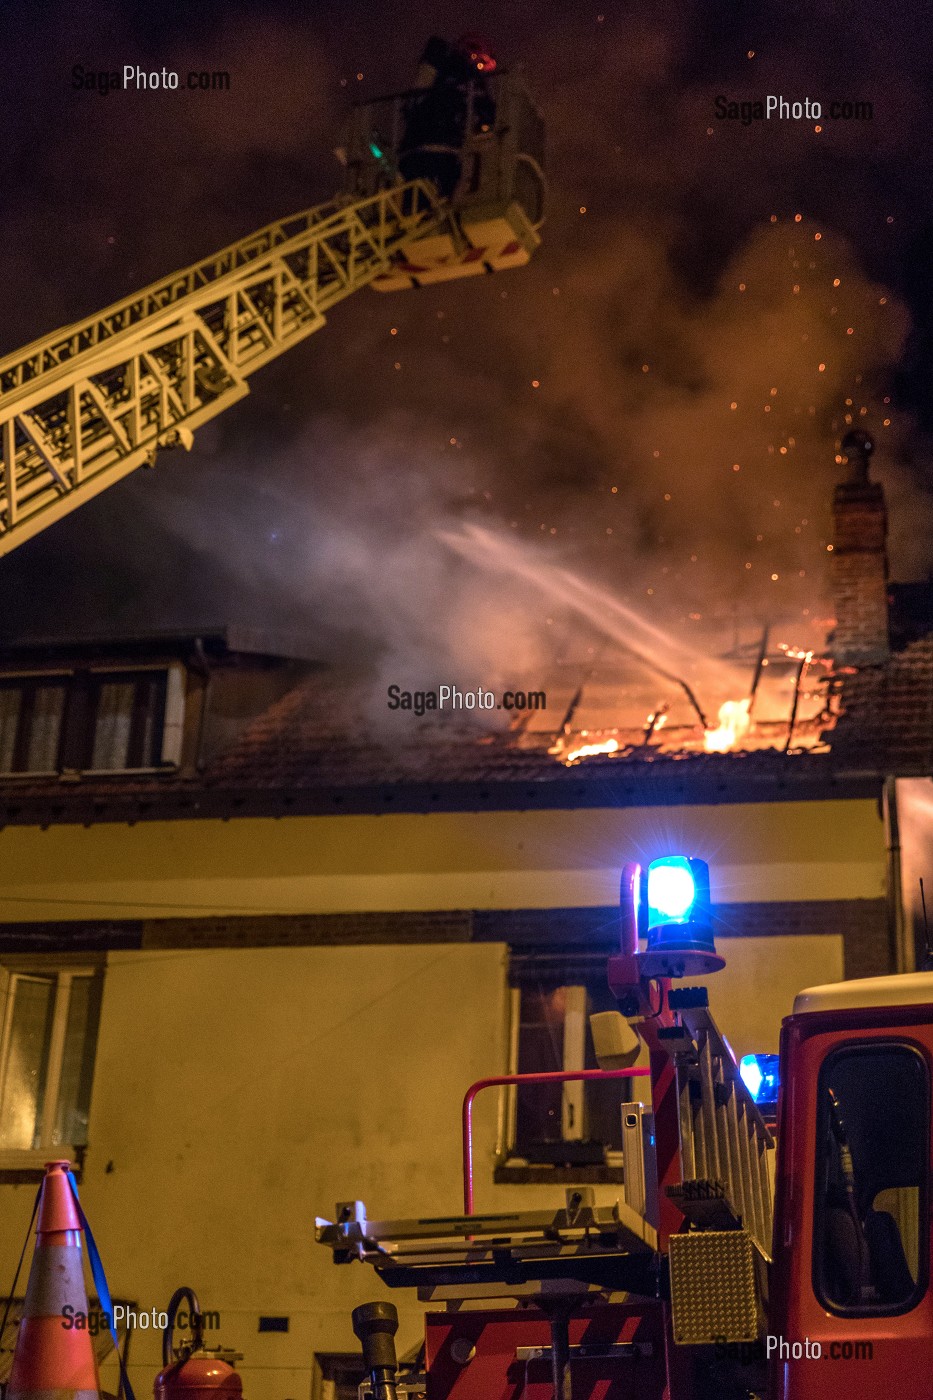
[830,428,889,666]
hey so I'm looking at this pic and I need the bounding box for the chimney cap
[841,428,875,483]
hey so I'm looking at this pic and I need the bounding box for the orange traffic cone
[7,1160,101,1400]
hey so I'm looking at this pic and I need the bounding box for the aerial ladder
[0,49,544,556]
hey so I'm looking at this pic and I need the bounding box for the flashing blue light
[739,1055,763,1099]
[635,854,722,976]
[647,858,697,921]
[369,140,384,159]
[739,1053,781,1108]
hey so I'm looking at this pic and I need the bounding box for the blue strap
[66,1171,136,1400]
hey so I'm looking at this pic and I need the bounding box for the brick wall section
[840,902,895,980]
[0,902,890,981]
[136,901,887,964]
[142,909,474,947]
[0,901,887,956]
[0,920,142,954]
[711,899,881,939]
[832,486,887,551]
[831,480,890,665]
[830,639,933,773]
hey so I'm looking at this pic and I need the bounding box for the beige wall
[689,933,844,1059]
[0,944,511,1400]
[0,795,876,1397]
[0,799,884,921]
[0,930,843,1400]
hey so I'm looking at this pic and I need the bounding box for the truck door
[771,1015,933,1400]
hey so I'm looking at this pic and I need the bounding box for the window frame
[311,1352,367,1400]
[80,668,169,773]
[812,1037,931,1319]
[0,671,71,776]
[0,963,103,1170]
[495,972,631,1184]
[0,662,185,778]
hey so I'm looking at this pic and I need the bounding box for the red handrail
[461,1067,651,1213]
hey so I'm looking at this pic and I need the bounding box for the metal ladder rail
[0,195,351,393]
[671,1008,775,1259]
[0,181,443,554]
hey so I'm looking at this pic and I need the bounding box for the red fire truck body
[317,864,933,1400]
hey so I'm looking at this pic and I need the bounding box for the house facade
[0,445,931,1400]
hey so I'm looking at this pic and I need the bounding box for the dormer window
[0,679,67,774]
[0,664,185,775]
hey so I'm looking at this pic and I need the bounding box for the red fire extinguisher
[154,1287,243,1400]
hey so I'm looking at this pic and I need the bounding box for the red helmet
[455,33,497,72]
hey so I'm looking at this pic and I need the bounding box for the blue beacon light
[648,856,699,923]
[739,1053,781,1111]
[637,855,725,978]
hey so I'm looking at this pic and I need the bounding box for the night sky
[1,0,931,706]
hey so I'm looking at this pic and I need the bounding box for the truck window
[814,1042,929,1316]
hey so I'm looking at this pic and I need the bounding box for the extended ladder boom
[0,182,442,555]
[0,63,544,556]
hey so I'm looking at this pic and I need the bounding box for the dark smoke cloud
[1,0,932,714]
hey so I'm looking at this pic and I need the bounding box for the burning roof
[0,648,889,830]
[0,441,927,826]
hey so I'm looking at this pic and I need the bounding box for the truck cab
[770,972,933,1399]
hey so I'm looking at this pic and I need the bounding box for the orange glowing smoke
[703,697,753,753]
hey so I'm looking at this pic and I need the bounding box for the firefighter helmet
[455,33,497,72]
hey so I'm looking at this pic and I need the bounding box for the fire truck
[316,857,933,1400]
